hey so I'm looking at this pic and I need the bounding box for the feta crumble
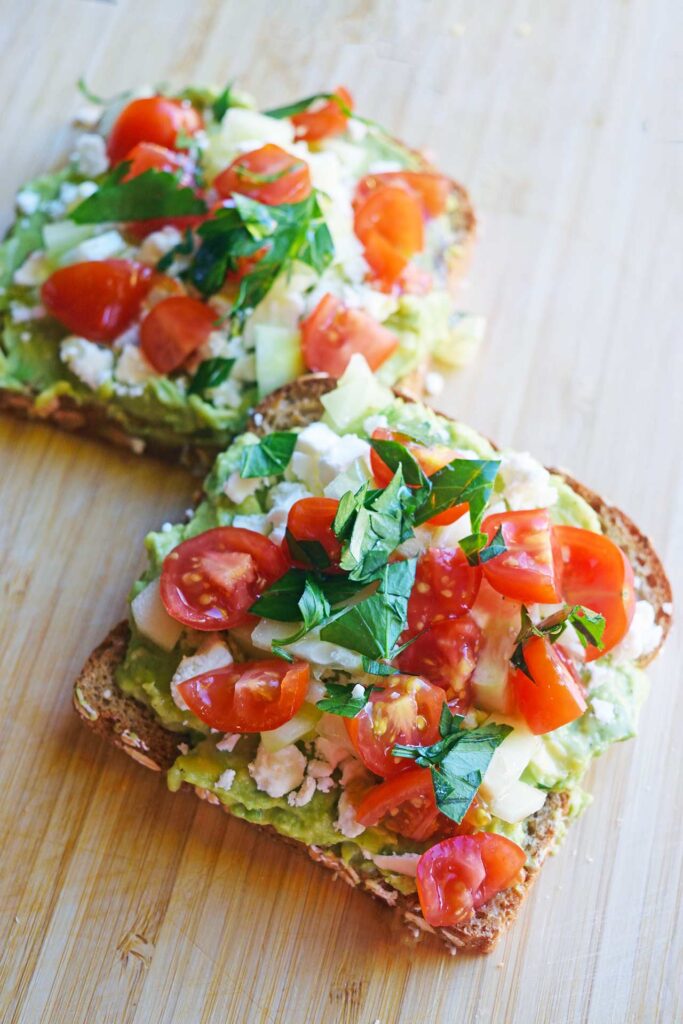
[60,336,113,390]
[73,132,109,177]
[248,742,306,798]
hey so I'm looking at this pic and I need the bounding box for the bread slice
[73,377,671,953]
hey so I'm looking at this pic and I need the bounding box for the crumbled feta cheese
[248,742,306,798]
[9,301,42,323]
[305,676,327,704]
[316,776,336,793]
[295,421,341,459]
[216,733,241,753]
[177,742,190,756]
[73,103,101,129]
[47,180,98,218]
[224,470,261,505]
[16,189,41,215]
[335,791,365,838]
[425,371,445,396]
[231,513,269,535]
[73,132,109,177]
[112,324,140,351]
[170,637,233,712]
[306,758,335,779]
[372,853,420,877]
[315,735,352,770]
[319,434,372,489]
[14,251,50,286]
[60,336,113,389]
[363,413,388,436]
[216,768,236,792]
[205,377,242,409]
[131,578,182,651]
[63,229,125,265]
[351,683,365,700]
[287,775,316,807]
[611,600,662,662]
[266,481,313,543]
[115,345,158,385]
[137,225,183,264]
[590,699,616,724]
[499,451,558,511]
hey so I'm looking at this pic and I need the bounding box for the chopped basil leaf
[187,357,235,396]
[459,525,507,566]
[335,470,415,583]
[264,92,351,120]
[250,569,367,622]
[271,577,330,651]
[414,458,500,531]
[297,193,335,276]
[284,529,331,571]
[239,431,297,478]
[71,167,206,224]
[368,437,429,488]
[511,603,606,680]
[212,82,235,123]
[316,681,372,718]
[361,657,399,676]
[393,706,512,824]
[156,227,195,272]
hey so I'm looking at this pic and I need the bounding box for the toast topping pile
[117,362,662,930]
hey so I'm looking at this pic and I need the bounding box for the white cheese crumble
[231,513,269,535]
[216,733,241,753]
[16,189,41,215]
[265,481,313,544]
[499,451,558,511]
[372,853,420,877]
[335,791,365,838]
[170,637,234,712]
[136,225,183,264]
[60,336,113,389]
[115,345,158,386]
[248,742,306,798]
[14,251,50,286]
[424,371,445,396]
[287,775,316,807]
[73,132,109,177]
[590,698,616,724]
[224,470,261,505]
[611,600,662,662]
[216,768,236,792]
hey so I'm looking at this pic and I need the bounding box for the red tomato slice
[160,527,289,631]
[356,170,450,218]
[356,767,440,841]
[511,635,587,734]
[416,833,525,927]
[300,293,398,376]
[41,260,153,343]
[397,616,481,710]
[406,548,482,633]
[107,96,203,164]
[286,497,342,567]
[354,183,424,288]
[370,428,467,526]
[140,296,216,373]
[481,509,562,604]
[346,675,446,778]
[554,525,635,661]
[291,86,353,142]
[214,144,311,206]
[178,658,309,733]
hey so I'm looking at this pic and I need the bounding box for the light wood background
[0,2,680,1022]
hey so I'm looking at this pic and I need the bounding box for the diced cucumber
[321,353,392,431]
[260,703,322,753]
[254,323,305,399]
[43,220,99,258]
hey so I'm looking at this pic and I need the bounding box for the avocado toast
[73,362,672,954]
[0,85,476,467]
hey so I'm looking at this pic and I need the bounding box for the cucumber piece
[321,353,392,431]
[43,220,99,258]
[254,323,305,399]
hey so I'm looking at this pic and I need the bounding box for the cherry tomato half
[356,170,450,218]
[416,833,525,927]
[214,144,311,206]
[178,658,309,733]
[107,96,203,164]
[140,296,216,373]
[41,260,153,343]
[356,767,441,841]
[160,527,289,631]
[346,675,446,778]
[554,525,635,661]
[370,428,467,526]
[286,497,342,568]
[397,616,481,710]
[511,635,587,734]
[481,509,562,604]
[406,548,482,633]
[300,293,398,377]
[291,86,353,142]
[354,183,424,289]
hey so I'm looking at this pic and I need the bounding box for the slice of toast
[73,378,672,954]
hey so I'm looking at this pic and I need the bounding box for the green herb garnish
[70,166,206,224]
[316,682,373,718]
[239,431,297,478]
[187,357,235,396]
[511,604,606,679]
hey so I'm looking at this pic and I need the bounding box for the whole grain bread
[73,379,672,954]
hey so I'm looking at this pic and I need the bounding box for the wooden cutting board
[1,1,680,1021]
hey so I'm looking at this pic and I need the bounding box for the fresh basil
[156,227,195,272]
[284,529,331,571]
[271,577,330,651]
[511,603,606,679]
[361,657,399,677]
[250,569,366,621]
[368,438,429,488]
[459,525,507,566]
[316,681,372,718]
[212,82,235,123]
[414,458,500,531]
[71,166,206,224]
[393,705,512,824]
[239,432,297,478]
[187,357,235,396]
[264,92,352,120]
[335,470,414,583]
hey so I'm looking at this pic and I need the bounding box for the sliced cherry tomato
[554,525,635,661]
[178,658,309,733]
[107,96,203,164]
[356,170,450,218]
[481,509,561,604]
[300,293,398,376]
[160,527,289,631]
[370,428,467,526]
[511,635,587,734]
[354,183,424,289]
[41,260,153,343]
[286,497,342,568]
[291,86,353,142]
[356,767,440,841]
[416,833,525,927]
[346,675,446,778]
[398,616,481,710]
[140,296,216,373]
[406,548,482,633]
[214,144,311,206]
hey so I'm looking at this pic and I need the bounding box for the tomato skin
[140,296,216,373]
[291,86,353,141]
[214,144,311,205]
[416,833,525,927]
[346,675,446,778]
[178,658,309,733]
[354,183,425,288]
[370,428,467,527]
[481,509,562,604]
[41,260,153,343]
[397,616,481,710]
[107,96,203,164]
[406,548,482,633]
[356,767,441,841]
[356,170,450,218]
[300,293,398,376]
[554,526,635,661]
[286,497,342,567]
[160,527,289,631]
[511,635,587,734]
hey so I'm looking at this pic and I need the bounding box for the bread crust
[73,378,672,954]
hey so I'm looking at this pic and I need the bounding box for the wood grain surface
[0,2,681,1022]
